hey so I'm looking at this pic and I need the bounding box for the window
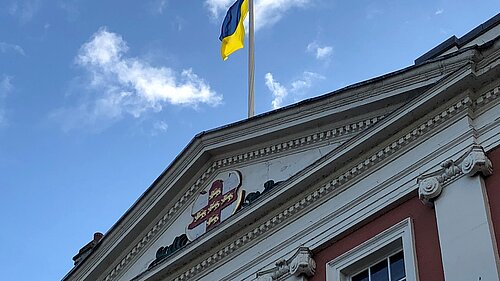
[351,250,406,281]
[327,218,417,281]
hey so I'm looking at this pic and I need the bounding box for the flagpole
[248,0,255,118]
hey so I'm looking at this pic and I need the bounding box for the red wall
[310,195,444,281]
[486,146,500,257]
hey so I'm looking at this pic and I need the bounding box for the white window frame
[326,218,419,281]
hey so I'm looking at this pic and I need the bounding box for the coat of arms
[186,170,244,241]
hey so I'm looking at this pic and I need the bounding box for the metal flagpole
[248,0,255,118]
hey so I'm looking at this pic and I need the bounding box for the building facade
[63,14,500,281]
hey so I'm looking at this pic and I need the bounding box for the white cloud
[435,9,444,15]
[156,0,168,14]
[0,42,26,56]
[265,71,324,109]
[9,0,41,24]
[152,120,169,136]
[205,0,311,31]
[204,0,233,18]
[291,71,324,92]
[172,16,185,31]
[306,42,332,60]
[0,76,13,94]
[254,0,310,31]
[0,75,14,127]
[53,27,221,131]
[265,73,288,109]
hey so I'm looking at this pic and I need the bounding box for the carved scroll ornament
[256,247,316,281]
[418,145,492,206]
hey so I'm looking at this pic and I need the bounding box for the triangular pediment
[116,107,398,281]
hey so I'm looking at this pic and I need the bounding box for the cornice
[198,54,470,147]
[416,83,500,207]
[475,41,500,71]
[475,85,500,110]
[101,115,386,281]
[415,84,500,207]
[418,145,493,206]
[213,115,386,168]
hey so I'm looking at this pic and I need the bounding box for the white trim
[326,218,418,281]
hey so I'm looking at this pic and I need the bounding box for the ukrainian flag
[219,0,249,60]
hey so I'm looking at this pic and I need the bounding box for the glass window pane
[370,260,389,281]
[390,251,406,280]
[352,269,369,281]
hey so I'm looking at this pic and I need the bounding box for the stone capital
[257,247,316,281]
[418,145,492,206]
[288,247,316,277]
[461,145,493,176]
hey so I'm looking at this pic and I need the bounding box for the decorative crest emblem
[186,170,244,241]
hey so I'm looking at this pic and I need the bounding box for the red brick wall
[310,195,444,281]
[485,146,500,257]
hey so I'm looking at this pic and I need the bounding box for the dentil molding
[418,144,493,206]
[256,247,316,281]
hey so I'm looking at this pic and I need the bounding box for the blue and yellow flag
[219,0,249,60]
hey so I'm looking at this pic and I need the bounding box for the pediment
[117,111,395,281]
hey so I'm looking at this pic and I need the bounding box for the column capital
[418,145,492,205]
[461,145,493,176]
[257,247,316,281]
[289,247,316,277]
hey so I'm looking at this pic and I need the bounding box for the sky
[0,1,499,280]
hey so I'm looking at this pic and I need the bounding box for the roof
[415,12,500,65]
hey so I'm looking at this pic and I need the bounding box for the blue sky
[0,1,498,280]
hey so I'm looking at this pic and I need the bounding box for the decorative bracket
[256,247,316,281]
[418,145,492,206]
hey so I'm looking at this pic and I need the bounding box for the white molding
[326,218,418,281]
[475,84,500,152]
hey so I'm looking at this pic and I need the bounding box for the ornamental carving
[461,146,493,176]
[289,247,316,277]
[186,170,244,241]
[418,145,493,205]
[242,180,281,207]
[149,234,188,268]
[256,247,316,281]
